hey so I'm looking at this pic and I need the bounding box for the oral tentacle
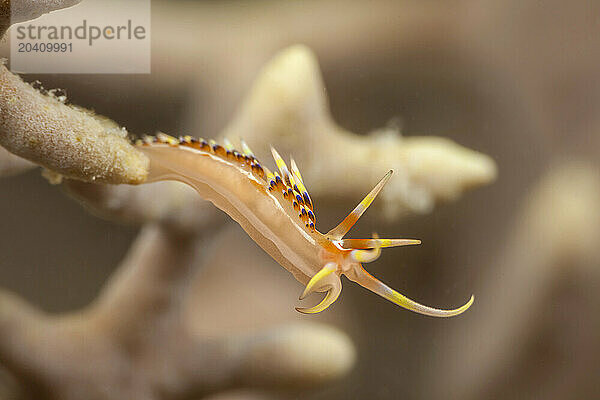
[296,271,342,314]
[345,265,474,317]
[295,288,341,314]
[299,262,338,300]
[326,170,393,240]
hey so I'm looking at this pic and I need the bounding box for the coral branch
[0,64,149,184]
[64,179,226,234]
[62,46,496,233]
[221,45,497,216]
[429,161,600,400]
[0,224,355,399]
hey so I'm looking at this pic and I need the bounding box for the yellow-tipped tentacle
[299,262,337,299]
[341,238,421,249]
[240,139,255,157]
[345,265,473,317]
[295,287,341,314]
[296,262,341,314]
[326,171,393,240]
[290,158,304,183]
[270,146,291,179]
[157,132,178,146]
[223,137,234,151]
[290,165,313,210]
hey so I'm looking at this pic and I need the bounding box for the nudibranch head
[134,134,474,317]
[291,169,474,317]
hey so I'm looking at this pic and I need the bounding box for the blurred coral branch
[66,46,496,232]
[430,161,600,400]
[0,1,501,399]
[0,224,355,399]
[220,46,496,217]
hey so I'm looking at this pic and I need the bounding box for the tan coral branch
[64,179,226,234]
[429,161,600,400]
[61,45,496,233]
[0,64,148,184]
[222,45,497,217]
[0,224,355,399]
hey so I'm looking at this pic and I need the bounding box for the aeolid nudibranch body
[135,134,473,316]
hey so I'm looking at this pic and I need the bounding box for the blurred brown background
[1,0,600,399]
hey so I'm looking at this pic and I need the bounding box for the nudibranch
[134,133,474,316]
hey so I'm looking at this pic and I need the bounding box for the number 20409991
[17,42,73,52]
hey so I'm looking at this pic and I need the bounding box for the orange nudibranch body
[135,134,473,316]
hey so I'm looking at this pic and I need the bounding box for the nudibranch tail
[345,265,474,317]
[326,170,393,240]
